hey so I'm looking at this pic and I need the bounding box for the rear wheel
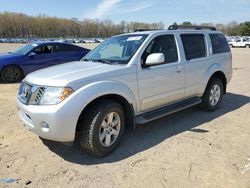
[200,78,224,111]
[79,100,125,157]
[1,65,23,83]
[245,44,250,48]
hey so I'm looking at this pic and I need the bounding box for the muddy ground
[0,43,249,187]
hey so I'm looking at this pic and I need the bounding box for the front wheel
[245,44,250,48]
[79,100,125,157]
[200,78,224,111]
[1,65,23,83]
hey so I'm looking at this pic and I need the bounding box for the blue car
[0,42,90,82]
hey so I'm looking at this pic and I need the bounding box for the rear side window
[181,34,206,60]
[209,34,230,54]
[54,44,78,53]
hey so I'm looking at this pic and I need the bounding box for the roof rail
[134,29,164,32]
[168,25,216,31]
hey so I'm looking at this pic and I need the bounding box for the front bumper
[16,97,81,142]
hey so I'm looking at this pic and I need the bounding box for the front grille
[34,87,46,103]
[18,82,46,105]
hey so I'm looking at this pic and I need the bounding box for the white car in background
[229,38,250,48]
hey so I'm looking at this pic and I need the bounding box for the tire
[200,78,224,112]
[1,65,23,83]
[229,44,233,48]
[79,100,125,157]
[246,44,250,48]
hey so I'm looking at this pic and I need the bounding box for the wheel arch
[73,80,138,134]
[76,94,136,131]
[205,71,227,95]
[1,63,23,72]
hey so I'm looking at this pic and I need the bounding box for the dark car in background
[0,42,90,82]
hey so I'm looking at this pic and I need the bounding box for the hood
[0,53,22,61]
[25,61,128,88]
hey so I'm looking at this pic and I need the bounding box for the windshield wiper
[81,58,89,61]
[82,58,116,65]
[96,59,113,64]
[84,59,113,64]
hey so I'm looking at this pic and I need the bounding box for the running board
[136,97,201,124]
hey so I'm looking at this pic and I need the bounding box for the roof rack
[134,29,164,32]
[168,25,216,31]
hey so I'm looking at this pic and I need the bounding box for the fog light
[40,121,49,132]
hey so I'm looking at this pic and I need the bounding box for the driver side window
[142,35,178,65]
[33,45,53,55]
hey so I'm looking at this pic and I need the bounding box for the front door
[24,44,56,74]
[137,34,185,112]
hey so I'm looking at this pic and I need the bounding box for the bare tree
[0,12,248,38]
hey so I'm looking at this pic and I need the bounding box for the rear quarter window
[54,44,80,53]
[209,34,230,54]
[181,34,206,60]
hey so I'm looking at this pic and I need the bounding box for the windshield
[12,44,37,55]
[82,34,148,64]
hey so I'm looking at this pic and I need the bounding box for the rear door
[137,34,185,111]
[53,44,84,64]
[180,33,209,98]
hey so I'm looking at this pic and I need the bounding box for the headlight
[39,87,74,105]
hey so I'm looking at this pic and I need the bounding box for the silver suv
[17,25,232,156]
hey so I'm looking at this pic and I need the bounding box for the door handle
[175,66,182,73]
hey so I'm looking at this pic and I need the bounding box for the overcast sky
[0,0,249,26]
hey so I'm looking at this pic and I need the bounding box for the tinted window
[142,35,178,64]
[209,34,230,54]
[181,34,206,60]
[54,44,78,53]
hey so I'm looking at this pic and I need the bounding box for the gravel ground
[0,44,249,188]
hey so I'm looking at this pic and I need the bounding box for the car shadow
[42,92,250,164]
[0,79,22,84]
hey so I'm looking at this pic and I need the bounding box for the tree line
[0,12,249,38]
[0,12,164,38]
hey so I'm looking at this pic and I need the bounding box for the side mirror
[145,53,165,66]
[28,52,36,57]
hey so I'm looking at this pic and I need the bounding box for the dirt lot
[0,44,249,188]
